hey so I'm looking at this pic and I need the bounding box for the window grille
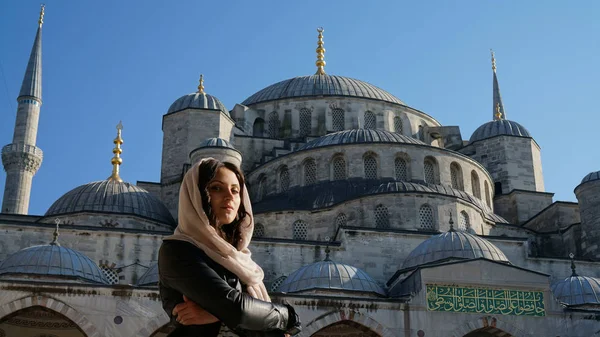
[304,159,317,185]
[336,213,347,227]
[101,266,119,285]
[293,220,308,240]
[395,157,408,181]
[424,160,435,184]
[280,167,290,192]
[450,163,463,190]
[332,157,346,180]
[332,108,345,131]
[364,155,377,179]
[419,205,434,230]
[254,223,265,237]
[364,111,376,129]
[270,276,287,292]
[268,112,279,138]
[394,116,403,134]
[459,211,470,231]
[471,171,481,199]
[299,108,311,136]
[375,205,390,228]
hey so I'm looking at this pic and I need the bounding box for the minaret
[1,5,45,214]
[491,49,506,121]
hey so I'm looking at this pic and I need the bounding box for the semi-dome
[552,275,600,306]
[242,74,405,106]
[198,137,236,149]
[46,180,175,226]
[168,92,228,115]
[402,230,509,270]
[580,171,600,185]
[298,129,425,151]
[0,244,109,284]
[277,258,386,296]
[470,119,531,143]
[137,263,158,287]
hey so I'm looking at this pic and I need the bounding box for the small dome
[277,259,386,296]
[0,245,108,284]
[168,92,228,115]
[299,129,425,151]
[552,275,600,306]
[137,263,158,286]
[402,231,509,270]
[581,171,600,184]
[470,119,531,143]
[46,180,175,226]
[242,74,405,106]
[198,137,235,149]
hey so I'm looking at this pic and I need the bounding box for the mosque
[1,6,600,337]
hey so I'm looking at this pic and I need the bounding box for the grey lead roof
[241,74,405,106]
[401,231,509,270]
[470,119,531,143]
[0,244,109,284]
[199,137,235,149]
[552,275,600,306]
[581,171,600,184]
[137,263,158,286]
[19,25,42,99]
[168,92,228,115]
[277,259,386,296]
[298,129,425,151]
[45,180,175,226]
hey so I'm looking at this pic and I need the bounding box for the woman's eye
[210,186,221,191]
[232,189,240,194]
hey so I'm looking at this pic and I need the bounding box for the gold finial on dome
[39,4,45,27]
[315,27,326,75]
[108,121,124,182]
[491,49,496,73]
[198,74,205,94]
[495,102,503,120]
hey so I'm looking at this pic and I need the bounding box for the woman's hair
[197,158,251,247]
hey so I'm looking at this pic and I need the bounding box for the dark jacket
[158,240,300,337]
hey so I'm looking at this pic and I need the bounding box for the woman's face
[207,167,241,225]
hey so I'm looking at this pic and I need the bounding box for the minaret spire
[108,121,124,182]
[1,6,45,214]
[491,49,506,121]
[315,27,326,75]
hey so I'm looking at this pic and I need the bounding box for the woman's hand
[172,295,219,325]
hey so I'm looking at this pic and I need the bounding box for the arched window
[268,112,279,138]
[332,156,346,181]
[279,167,290,192]
[364,111,376,129]
[254,223,265,237]
[293,220,308,240]
[424,157,436,184]
[257,175,267,200]
[299,108,311,136]
[375,205,390,229]
[395,157,408,181]
[253,118,265,137]
[471,171,481,199]
[419,204,434,230]
[304,159,317,185]
[270,275,287,292]
[459,211,470,231]
[394,116,403,134]
[364,154,377,179]
[335,213,347,227]
[484,181,491,207]
[332,108,345,131]
[450,162,463,191]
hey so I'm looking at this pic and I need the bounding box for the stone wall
[493,190,554,225]
[575,179,600,259]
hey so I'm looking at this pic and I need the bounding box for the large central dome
[242,74,405,106]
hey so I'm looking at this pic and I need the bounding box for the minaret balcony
[1,143,43,173]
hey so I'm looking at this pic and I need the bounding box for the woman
[158,158,301,336]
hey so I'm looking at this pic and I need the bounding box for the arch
[332,108,345,131]
[471,170,481,199]
[450,162,464,191]
[419,204,435,230]
[424,156,439,184]
[374,204,390,229]
[451,316,530,337]
[0,296,100,337]
[363,153,378,179]
[253,117,265,137]
[301,309,396,337]
[394,153,410,181]
[299,108,312,136]
[257,174,267,201]
[331,155,347,181]
[303,158,317,186]
[268,111,279,138]
[293,220,308,240]
[136,312,171,337]
[394,115,403,134]
[484,181,491,208]
[279,166,290,192]
[254,223,265,237]
[364,111,376,129]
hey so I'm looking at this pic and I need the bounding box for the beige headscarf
[164,158,271,302]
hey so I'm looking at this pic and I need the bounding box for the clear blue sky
[1,1,598,216]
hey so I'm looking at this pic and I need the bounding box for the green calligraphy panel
[426,284,545,316]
